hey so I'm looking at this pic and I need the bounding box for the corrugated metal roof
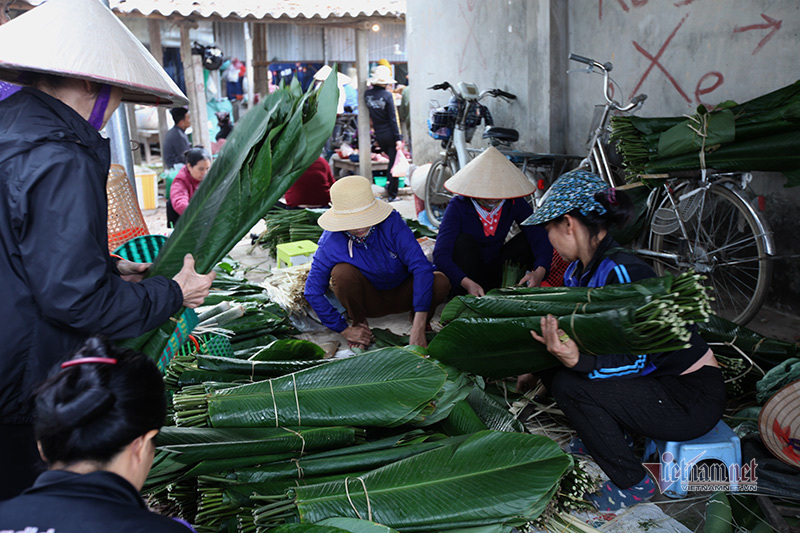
[107,0,406,21]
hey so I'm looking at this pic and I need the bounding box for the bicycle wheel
[424,157,457,228]
[649,182,773,325]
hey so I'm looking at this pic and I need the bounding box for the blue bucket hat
[522,170,610,226]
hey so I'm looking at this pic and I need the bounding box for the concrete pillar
[355,28,372,178]
[180,22,211,154]
[147,19,169,157]
[527,0,568,154]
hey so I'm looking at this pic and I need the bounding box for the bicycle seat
[482,126,519,143]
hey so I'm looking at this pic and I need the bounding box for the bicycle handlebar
[493,89,517,100]
[569,53,644,112]
[428,82,452,91]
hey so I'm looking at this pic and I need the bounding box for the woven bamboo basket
[107,163,149,251]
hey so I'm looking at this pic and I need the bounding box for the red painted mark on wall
[695,72,724,108]
[630,13,691,103]
[673,0,697,6]
[458,2,486,75]
[733,14,782,55]
[599,0,649,20]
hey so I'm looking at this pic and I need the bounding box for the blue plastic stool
[642,420,741,498]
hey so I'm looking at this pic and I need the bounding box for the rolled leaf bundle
[430,272,711,378]
[172,348,447,428]
[611,79,800,184]
[257,431,571,531]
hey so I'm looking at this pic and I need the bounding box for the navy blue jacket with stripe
[564,234,708,379]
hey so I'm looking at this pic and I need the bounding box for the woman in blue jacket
[525,170,725,512]
[433,147,553,296]
[305,176,450,349]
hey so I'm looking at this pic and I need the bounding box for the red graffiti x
[630,13,691,103]
[458,2,487,74]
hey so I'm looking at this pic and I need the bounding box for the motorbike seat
[482,126,519,143]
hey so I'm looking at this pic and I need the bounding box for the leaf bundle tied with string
[429,272,712,378]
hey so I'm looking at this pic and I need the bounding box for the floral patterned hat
[522,170,609,226]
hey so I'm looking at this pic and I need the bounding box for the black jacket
[0,470,193,532]
[0,88,183,424]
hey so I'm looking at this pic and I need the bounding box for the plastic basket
[113,235,198,373]
[428,106,456,141]
[107,164,149,251]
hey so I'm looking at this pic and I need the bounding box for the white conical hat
[444,146,536,199]
[0,0,188,106]
[314,65,350,113]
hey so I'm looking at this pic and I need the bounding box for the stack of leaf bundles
[610,79,800,185]
[428,272,712,378]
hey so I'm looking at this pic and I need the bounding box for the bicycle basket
[428,106,456,140]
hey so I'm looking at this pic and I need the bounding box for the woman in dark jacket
[0,0,214,499]
[525,170,725,512]
[433,147,554,296]
[0,337,193,532]
[364,65,404,201]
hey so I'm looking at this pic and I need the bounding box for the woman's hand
[172,254,216,308]
[518,266,546,288]
[461,277,485,297]
[342,324,373,349]
[117,259,150,282]
[395,140,404,152]
[530,314,579,368]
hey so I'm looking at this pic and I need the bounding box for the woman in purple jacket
[305,176,450,349]
[433,147,553,296]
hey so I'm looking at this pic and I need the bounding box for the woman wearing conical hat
[432,147,554,296]
[305,176,450,350]
[0,0,215,498]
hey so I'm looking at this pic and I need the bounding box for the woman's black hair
[563,188,634,241]
[184,146,211,166]
[34,336,166,466]
[170,107,189,123]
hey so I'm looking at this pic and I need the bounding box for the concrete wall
[407,0,800,310]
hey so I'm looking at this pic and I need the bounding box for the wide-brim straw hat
[368,65,396,85]
[759,379,800,469]
[444,146,535,200]
[0,0,188,107]
[318,175,394,232]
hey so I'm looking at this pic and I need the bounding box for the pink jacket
[170,165,200,215]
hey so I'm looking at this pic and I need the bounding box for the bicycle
[423,82,578,227]
[567,53,774,324]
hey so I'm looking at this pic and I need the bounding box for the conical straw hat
[318,176,394,232]
[444,146,536,199]
[314,65,350,113]
[314,65,351,86]
[759,379,800,469]
[0,0,188,106]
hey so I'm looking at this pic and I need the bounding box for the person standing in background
[164,107,191,170]
[365,65,403,201]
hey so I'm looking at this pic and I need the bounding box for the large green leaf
[316,518,399,533]
[191,348,447,428]
[122,71,338,358]
[155,426,357,462]
[250,339,326,361]
[466,387,524,433]
[290,431,572,530]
